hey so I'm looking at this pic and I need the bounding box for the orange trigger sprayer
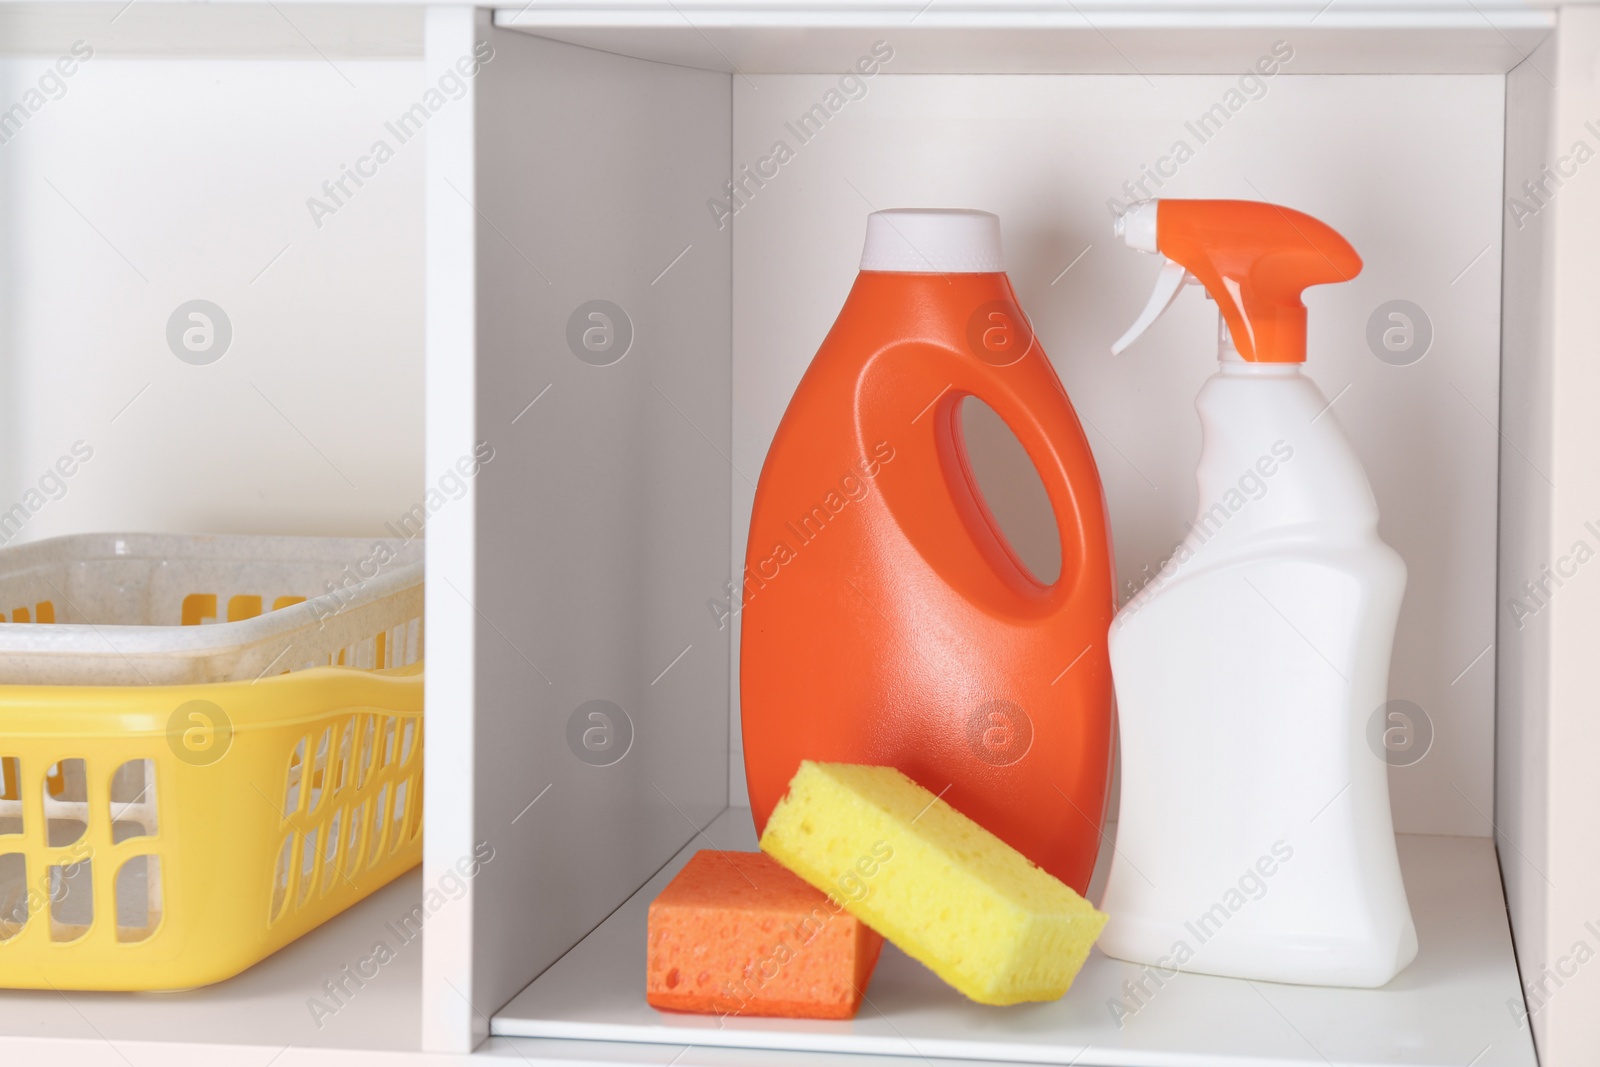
[1110,199,1362,363]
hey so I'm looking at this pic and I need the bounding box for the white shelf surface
[0,868,427,1056]
[494,808,1537,1067]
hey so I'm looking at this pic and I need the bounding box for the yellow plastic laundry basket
[0,533,423,991]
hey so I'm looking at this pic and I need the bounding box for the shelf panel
[494,808,1537,1067]
[494,3,1554,74]
[0,868,426,1054]
[0,3,421,56]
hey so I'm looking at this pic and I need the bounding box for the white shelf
[0,2,423,55]
[494,2,1555,74]
[0,869,426,1057]
[0,0,1590,1057]
[494,808,1537,1067]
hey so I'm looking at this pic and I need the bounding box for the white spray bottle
[1099,199,1416,987]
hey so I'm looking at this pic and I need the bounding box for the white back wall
[730,72,1505,837]
[0,55,425,542]
[0,52,1506,840]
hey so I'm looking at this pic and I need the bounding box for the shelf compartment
[424,3,1599,1059]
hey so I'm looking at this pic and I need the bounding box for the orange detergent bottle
[740,209,1117,892]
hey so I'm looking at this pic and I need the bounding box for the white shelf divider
[494,808,1537,1067]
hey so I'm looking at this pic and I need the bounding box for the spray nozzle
[1109,199,1362,363]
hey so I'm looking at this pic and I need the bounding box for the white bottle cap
[859,209,1005,273]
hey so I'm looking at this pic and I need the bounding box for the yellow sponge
[759,761,1108,1006]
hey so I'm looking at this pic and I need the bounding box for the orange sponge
[646,850,883,1019]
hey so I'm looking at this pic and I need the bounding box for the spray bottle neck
[1217,311,1244,363]
[1217,315,1300,375]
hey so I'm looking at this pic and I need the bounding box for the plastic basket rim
[0,532,422,655]
[0,531,421,565]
